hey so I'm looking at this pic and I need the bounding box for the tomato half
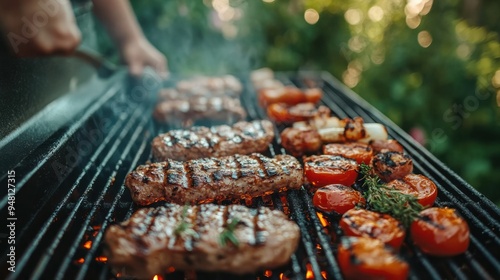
[313,184,365,214]
[338,236,409,280]
[387,174,438,207]
[267,103,330,124]
[258,86,323,107]
[304,155,359,188]
[340,208,406,250]
[411,207,470,256]
[323,143,374,165]
[304,88,323,104]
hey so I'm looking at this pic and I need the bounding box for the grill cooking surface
[1,72,499,280]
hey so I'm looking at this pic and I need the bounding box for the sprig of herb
[174,204,199,239]
[220,217,240,247]
[359,164,424,228]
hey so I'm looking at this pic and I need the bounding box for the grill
[1,69,499,280]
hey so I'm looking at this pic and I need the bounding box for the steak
[125,153,303,205]
[151,120,275,162]
[104,204,300,278]
[153,96,246,124]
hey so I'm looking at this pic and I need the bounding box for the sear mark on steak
[152,120,275,162]
[125,153,304,206]
[104,203,300,278]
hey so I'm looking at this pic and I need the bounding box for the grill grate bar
[287,190,324,280]
[4,111,129,276]
[300,190,343,279]
[75,134,150,280]
[0,84,122,210]
[56,113,151,279]
[27,103,149,280]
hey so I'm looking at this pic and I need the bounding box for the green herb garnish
[220,217,240,247]
[359,163,424,228]
[174,204,199,239]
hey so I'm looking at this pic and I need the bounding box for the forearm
[92,0,144,45]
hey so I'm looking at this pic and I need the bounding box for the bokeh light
[418,30,432,48]
[368,6,384,22]
[304,9,320,25]
[345,9,363,25]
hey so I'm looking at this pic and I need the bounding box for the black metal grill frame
[1,71,499,280]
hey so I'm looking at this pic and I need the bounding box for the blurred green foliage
[99,0,500,206]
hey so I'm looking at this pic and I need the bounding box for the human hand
[0,0,81,56]
[120,37,168,78]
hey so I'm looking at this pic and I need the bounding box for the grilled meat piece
[104,204,300,278]
[152,120,274,162]
[126,153,303,205]
[153,96,246,124]
[280,127,322,157]
[372,151,413,182]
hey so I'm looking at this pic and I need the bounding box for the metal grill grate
[1,71,499,280]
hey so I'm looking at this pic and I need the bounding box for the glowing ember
[321,271,327,279]
[75,258,84,264]
[264,270,273,277]
[95,256,108,263]
[83,241,92,249]
[167,266,175,273]
[316,212,329,228]
[306,263,314,279]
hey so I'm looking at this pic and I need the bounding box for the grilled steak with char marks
[152,120,274,162]
[126,153,303,205]
[104,204,300,278]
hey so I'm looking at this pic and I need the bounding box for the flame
[95,256,108,263]
[83,241,92,249]
[75,258,84,264]
[316,212,329,227]
[306,263,314,279]
[152,275,164,280]
[264,270,272,277]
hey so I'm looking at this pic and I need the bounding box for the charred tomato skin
[312,184,365,215]
[323,143,374,165]
[387,174,438,207]
[338,236,409,280]
[304,155,359,188]
[340,208,406,250]
[411,207,470,256]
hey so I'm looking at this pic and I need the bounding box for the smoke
[132,1,265,76]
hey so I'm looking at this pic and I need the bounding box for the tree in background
[99,0,500,205]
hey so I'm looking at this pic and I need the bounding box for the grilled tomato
[340,208,406,250]
[411,207,470,256]
[312,184,365,215]
[258,86,322,107]
[386,174,438,207]
[338,236,409,280]
[267,103,330,124]
[323,143,374,165]
[304,155,359,188]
